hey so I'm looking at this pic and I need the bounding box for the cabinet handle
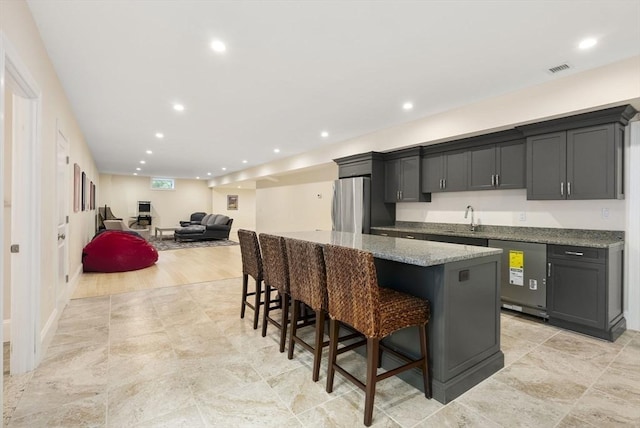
[443,178,446,189]
[405,235,415,239]
[439,179,443,189]
[496,174,500,187]
[400,190,403,199]
[560,182,564,196]
[567,182,571,196]
[397,190,400,200]
[547,262,551,277]
[564,251,584,256]
[491,175,495,186]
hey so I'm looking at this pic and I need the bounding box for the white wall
[1,1,99,340]
[397,189,626,231]
[212,188,256,240]
[99,174,212,229]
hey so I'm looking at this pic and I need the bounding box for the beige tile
[414,401,501,428]
[556,413,599,428]
[107,372,194,427]
[565,388,640,427]
[109,316,165,342]
[296,390,401,427]
[108,348,179,390]
[499,331,539,366]
[180,355,262,400]
[194,379,295,427]
[592,366,640,405]
[8,393,106,428]
[48,325,109,349]
[134,404,205,428]
[109,331,173,357]
[3,371,33,424]
[458,378,566,427]
[500,315,559,344]
[541,331,623,368]
[610,342,640,373]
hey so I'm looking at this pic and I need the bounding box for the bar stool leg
[279,294,290,353]
[364,338,379,427]
[240,274,248,319]
[287,299,300,360]
[325,318,339,393]
[419,324,432,399]
[261,284,272,337]
[312,310,325,382]
[253,278,262,330]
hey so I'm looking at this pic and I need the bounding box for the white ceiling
[27,0,640,180]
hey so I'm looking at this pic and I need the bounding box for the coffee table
[155,226,179,240]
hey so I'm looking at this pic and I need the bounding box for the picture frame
[73,163,80,212]
[81,171,86,211]
[227,194,238,210]
[89,181,95,210]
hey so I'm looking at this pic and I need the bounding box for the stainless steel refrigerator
[331,177,371,234]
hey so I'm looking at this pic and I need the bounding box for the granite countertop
[276,230,501,267]
[371,222,625,249]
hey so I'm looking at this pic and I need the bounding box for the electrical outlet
[519,212,526,222]
[602,208,609,219]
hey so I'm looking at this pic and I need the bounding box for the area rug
[149,237,239,251]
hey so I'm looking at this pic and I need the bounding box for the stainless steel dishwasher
[488,240,548,318]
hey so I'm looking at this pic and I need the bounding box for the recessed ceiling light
[173,103,185,112]
[140,160,146,164]
[136,167,141,171]
[207,172,212,176]
[242,160,248,164]
[133,173,138,176]
[222,167,227,171]
[210,39,227,53]
[321,131,329,138]
[403,102,414,110]
[196,176,200,180]
[155,132,164,139]
[274,148,280,153]
[146,150,152,154]
[578,37,597,50]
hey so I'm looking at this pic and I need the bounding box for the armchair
[179,212,207,227]
[174,214,233,241]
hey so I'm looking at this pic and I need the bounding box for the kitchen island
[276,230,503,404]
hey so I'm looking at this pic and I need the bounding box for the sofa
[174,213,233,241]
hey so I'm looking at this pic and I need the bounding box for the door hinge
[65,274,69,283]
[66,156,70,164]
[10,244,19,253]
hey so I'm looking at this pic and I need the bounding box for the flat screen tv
[138,201,151,214]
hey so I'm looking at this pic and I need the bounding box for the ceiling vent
[548,63,571,74]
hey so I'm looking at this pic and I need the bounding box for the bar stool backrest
[323,244,380,338]
[259,233,290,294]
[238,229,263,281]
[286,238,328,311]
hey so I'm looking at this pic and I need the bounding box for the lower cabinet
[547,245,625,341]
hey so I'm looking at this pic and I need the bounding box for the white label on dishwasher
[510,269,524,286]
[529,279,538,290]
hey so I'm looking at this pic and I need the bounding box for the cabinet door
[468,145,496,191]
[399,156,421,201]
[526,132,566,200]
[567,124,615,199]
[443,150,468,191]
[496,141,525,189]
[384,159,400,202]
[548,258,606,329]
[421,153,443,193]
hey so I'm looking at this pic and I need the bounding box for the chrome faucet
[464,205,477,232]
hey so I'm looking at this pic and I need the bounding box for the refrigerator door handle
[331,182,338,231]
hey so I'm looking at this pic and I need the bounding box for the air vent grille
[548,63,570,73]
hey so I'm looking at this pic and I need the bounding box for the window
[150,177,175,190]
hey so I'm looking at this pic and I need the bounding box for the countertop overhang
[275,230,502,267]
[372,222,624,249]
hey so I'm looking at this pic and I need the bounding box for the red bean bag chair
[82,230,158,273]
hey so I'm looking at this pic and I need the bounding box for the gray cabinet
[384,156,425,202]
[547,245,625,341]
[469,141,525,190]
[520,105,634,201]
[421,150,468,192]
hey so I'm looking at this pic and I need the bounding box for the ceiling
[27,1,640,181]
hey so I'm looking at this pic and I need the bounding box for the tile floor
[3,277,640,427]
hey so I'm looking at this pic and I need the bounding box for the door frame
[55,124,70,312]
[0,31,43,376]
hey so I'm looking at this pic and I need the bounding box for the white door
[56,128,69,309]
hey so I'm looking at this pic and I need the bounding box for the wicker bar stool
[238,229,265,330]
[258,233,292,353]
[284,238,336,380]
[323,244,432,427]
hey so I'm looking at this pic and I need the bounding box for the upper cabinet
[468,140,525,191]
[520,105,636,200]
[421,149,468,192]
[384,149,429,202]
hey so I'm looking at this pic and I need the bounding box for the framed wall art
[227,195,238,210]
[81,171,86,211]
[73,163,80,212]
[89,181,95,210]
